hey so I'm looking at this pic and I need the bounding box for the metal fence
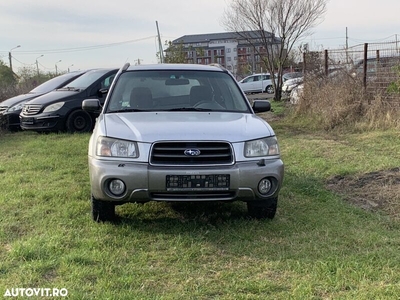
[303,40,400,104]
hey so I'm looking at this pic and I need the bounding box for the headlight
[8,101,28,112]
[96,136,138,158]
[244,136,280,157]
[43,102,65,113]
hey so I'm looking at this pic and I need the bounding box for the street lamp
[55,60,62,75]
[9,45,21,73]
[36,55,44,76]
[68,64,74,72]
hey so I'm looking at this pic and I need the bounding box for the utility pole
[55,60,62,75]
[346,27,349,63]
[36,55,44,76]
[8,45,21,73]
[156,21,164,63]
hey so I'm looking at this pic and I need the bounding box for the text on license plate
[166,174,230,191]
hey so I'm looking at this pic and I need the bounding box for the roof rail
[208,63,225,70]
[122,62,130,71]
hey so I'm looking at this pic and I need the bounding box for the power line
[2,36,157,56]
[348,34,398,43]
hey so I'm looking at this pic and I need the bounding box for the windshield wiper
[110,108,144,113]
[57,87,81,92]
[167,107,212,111]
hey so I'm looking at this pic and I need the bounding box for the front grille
[22,104,42,115]
[150,141,234,166]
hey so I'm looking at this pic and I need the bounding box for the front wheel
[66,109,93,133]
[91,195,116,222]
[247,197,278,219]
[265,85,274,94]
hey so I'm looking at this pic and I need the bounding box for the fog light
[109,179,125,196]
[258,178,272,195]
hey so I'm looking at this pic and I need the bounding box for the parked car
[238,73,275,94]
[0,71,86,131]
[20,68,118,133]
[282,76,304,96]
[83,63,284,222]
[289,84,304,104]
[282,72,303,82]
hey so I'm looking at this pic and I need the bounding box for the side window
[101,74,115,89]
[243,77,251,83]
[253,76,259,82]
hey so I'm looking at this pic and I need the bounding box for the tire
[66,110,93,133]
[247,197,278,219]
[91,195,116,222]
[265,85,274,94]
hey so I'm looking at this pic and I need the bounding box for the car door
[239,75,258,93]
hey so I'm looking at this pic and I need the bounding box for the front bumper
[19,114,64,132]
[0,112,22,131]
[89,157,284,203]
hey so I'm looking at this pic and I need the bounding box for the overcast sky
[1,0,399,74]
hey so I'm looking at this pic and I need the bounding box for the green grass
[1,120,400,299]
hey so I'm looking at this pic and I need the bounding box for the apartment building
[169,31,281,78]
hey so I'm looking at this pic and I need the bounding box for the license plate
[22,118,34,125]
[166,174,230,191]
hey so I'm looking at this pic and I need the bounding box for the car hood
[283,77,303,86]
[103,112,274,143]
[26,90,83,105]
[0,93,43,107]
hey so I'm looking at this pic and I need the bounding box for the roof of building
[172,31,279,44]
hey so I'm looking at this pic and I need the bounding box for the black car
[20,68,118,133]
[0,71,87,131]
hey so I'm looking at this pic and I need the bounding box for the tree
[163,40,188,64]
[0,59,17,85]
[0,59,18,101]
[222,0,327,100]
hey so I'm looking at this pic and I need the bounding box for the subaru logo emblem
[184,149,201,156]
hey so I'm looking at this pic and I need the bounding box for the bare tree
[222,0,327,100]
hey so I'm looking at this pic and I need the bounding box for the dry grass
[290,71,400,131]
[326,168,400,220]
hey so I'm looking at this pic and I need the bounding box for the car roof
[125,63,228,73]
[244,73,272,77]
[85,68,118,74]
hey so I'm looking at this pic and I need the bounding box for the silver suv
[83,63,284,222]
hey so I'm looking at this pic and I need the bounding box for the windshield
[30,72,83,94]
[106,70,250,113]
[63,70,109,90]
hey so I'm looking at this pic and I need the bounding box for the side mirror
[252,100,271,113]
[82,99,101,112]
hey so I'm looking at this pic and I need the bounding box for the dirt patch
[326,168,400,220]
